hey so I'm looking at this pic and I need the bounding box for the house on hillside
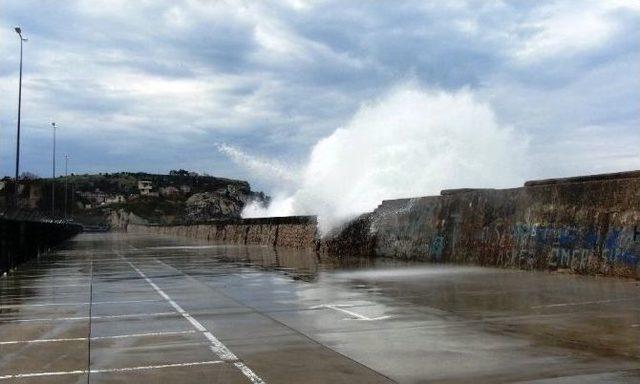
[160,186,179,197]
[77,189,107,208]
[138,180,153,196]
[28,184,43,209]
[105,195,125,204]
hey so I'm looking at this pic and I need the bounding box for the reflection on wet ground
[1,232,639,383]
[145,242,422,282]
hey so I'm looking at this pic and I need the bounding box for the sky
[1,0,639,194]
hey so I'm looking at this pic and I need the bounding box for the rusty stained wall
[368,172,640,278]
[128,216,318,250]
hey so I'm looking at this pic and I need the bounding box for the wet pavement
[1,233,639,383]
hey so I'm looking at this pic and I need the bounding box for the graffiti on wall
[429,235,445,262]
[508,222,640,268]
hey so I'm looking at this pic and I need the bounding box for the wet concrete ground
[1,233,639,383]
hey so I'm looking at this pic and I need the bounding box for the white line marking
[2,311,176,323]
[123,258,265,384]
[146,246,221,250]
[0,299,162,309]
[234,362,266,384]
[0,330,196,345]
[0,370,86,380]
[632,324,639,328]
[0,360,223,380]
[0,292,85,300]
[93,330,195,340]
[530,297,639,309]
[91,360,223,373]
[311,304,390,321]
[13,283,89,288]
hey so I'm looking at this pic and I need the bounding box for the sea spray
[221,83,529,234]
[216,143,299,183]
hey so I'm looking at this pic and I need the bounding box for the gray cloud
[0,0,638,192]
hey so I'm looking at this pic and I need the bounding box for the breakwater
[0,215,83,275]
[126,170,640,278]
[325,170,640,278]
[128,216,318,249]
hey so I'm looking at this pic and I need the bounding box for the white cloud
[163,6,189,29]
[455,18,479,35]
[512,0,640,63]
[254,22,307,58]
[0,0,637,189]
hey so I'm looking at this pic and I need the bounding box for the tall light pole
[64,154,70,220]
[14,27,27,206]
[71,182,75,221]
[51,122,57,217]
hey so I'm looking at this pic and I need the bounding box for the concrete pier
[1,232,638,383]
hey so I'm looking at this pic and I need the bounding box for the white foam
[223,83,528,234]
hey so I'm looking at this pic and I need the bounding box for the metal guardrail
[0,208,78,225]
[0,211,83,276]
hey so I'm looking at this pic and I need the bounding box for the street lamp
[14,26,27,206]
[51,122,57,217]
[64,154,70,220]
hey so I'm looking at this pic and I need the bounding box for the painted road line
[90,360,223,374]
[145,245,223,250]
[530,297,639,309]
[0,283,89,289]
[1,311,176,323]
[0,330,197,345]
[234,361,267,384]
[632,324,639,328]
[0,361,224,380]
[0,298,163,309]
[123,257,266,384]
[0,283,90,289]
[311,304,390,321]
[0,292,86,299]
[0,273,89,278]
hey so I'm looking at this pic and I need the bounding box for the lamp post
[71,183,75,221]
[64,154,70,220]
[51,122,57,217]
[14,27,27,206]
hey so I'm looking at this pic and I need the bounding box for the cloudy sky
[1,0,638,193]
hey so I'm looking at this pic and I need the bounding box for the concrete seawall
[325,171,640,278]
[0,217,83,275]
[128,216,318,249]
[127,171,639,278]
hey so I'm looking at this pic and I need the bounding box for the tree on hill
[169,169,192,177]
[20,172,39,180]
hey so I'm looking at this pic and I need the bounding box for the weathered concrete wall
[0,217,83,275]
[326,171,640,278]
[129,171,640,277]
[107,209,149,232]
[128,216,318,249]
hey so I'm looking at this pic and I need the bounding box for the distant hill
[0,170,269,229]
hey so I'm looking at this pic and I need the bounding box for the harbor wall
[325,171,640,278]
[128,216,318,249]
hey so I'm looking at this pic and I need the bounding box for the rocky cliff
[1,171,268,229]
